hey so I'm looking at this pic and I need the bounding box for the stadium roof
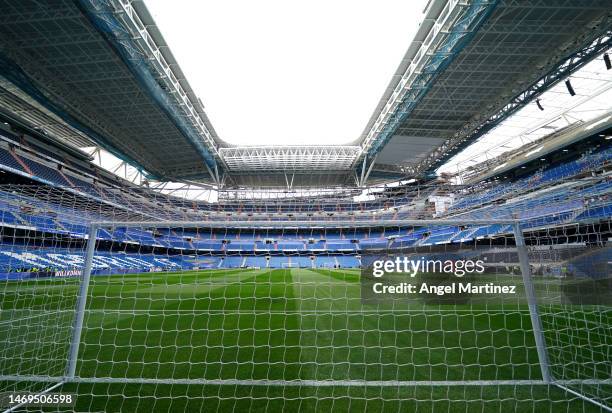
[0,0,224,182]
[437,53,612,180]
[0,0,610,188]
[359,0,612,181]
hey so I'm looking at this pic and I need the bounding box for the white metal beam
[219,146,361,172]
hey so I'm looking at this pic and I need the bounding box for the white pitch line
[83,308,531,314]
[1,375,610,387]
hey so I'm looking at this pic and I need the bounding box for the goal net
[0,185,610,412]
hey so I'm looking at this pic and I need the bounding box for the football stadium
[0,0,611,412]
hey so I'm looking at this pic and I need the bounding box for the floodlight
[565,79,576,96]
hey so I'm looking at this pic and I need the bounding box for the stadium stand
[1,140,609,244]
[0,142,609,269]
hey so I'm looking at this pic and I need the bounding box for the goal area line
[2,376,610,387]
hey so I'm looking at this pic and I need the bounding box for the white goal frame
[2,218,610,413]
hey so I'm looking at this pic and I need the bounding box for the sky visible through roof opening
[144,0,428,146]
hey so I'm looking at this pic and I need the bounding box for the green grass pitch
[0,268,607,412]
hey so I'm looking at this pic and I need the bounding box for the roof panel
[368,0,612,178]
[0,0,219,180]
